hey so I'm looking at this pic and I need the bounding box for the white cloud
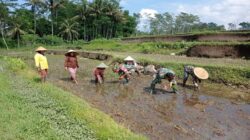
[138,8,158,31]
[120,0,128,6]
[176,0,250,28]
[140,9,158,19]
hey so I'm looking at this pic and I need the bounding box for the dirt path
[26,55,250,140]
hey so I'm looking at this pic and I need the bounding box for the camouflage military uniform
[150,68,177,93]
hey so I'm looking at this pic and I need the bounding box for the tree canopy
[0,0,249,48]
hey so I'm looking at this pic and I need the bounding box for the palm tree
[89,0,106,39]
[7,23,26,48]
[77,0,89,40]
[25,0,44,35]
[105,2,124,38]
[0,2,9,49]
[45,0,64,37]
[59,18,79,43]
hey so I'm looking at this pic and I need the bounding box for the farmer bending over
[124,56,142,76]
[94,63,108,84]
[183,65,209,88]
[150,68,178,94]
[113,62,130,83]
[34,46,49,83]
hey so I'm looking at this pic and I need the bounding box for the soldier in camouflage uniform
[150,68,178,94]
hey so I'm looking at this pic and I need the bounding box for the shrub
[5,57,26,72]
[21,34,41,46]
[0,38,17,48]
[73,40,89,45]
[37,35,64,46]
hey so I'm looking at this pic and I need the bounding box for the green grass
[67,40,250,55]
[56,39,250,55]
[107,52,250,69]
[2,36,250,55]
[123,31,250,39]
[0,57,146,140]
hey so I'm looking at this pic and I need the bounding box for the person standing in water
[150,68,178,94]
[183,65,209,88]
[64,50,79,84]
[34,46,49,82]
[113,62,130,84]
[93,63,108,84]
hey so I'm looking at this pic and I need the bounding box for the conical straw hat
[124,56,135,61]
[36,46,47,52]
[194,67,209,80]
[97,63,108,68]
[65,50,79,56]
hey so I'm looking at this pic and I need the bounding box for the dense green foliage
[1,0,249,48]
[0,0,137,45]
[0,57,146,140]
[149,12,225,35]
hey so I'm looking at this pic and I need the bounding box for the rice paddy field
[0,32,250,140]
[0,47,250,139]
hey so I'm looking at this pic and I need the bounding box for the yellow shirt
[34,53,49,70]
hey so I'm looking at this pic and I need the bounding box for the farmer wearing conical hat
[34,46,48,82]
[150,68,178,94]
[64,50,79,84]
[124,56,142,76]
[183,65,209,88]
[94,63,108,84]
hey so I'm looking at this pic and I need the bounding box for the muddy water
[27,55,249,140]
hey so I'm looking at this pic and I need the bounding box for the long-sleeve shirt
[64,56,79,69]
[34,53,48,70]
[151,68,177,92]
[94,68,105,77]
[124,61,138,70]
[184,65,195,75]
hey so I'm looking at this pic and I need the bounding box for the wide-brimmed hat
[65,50,79,56]
[36,46,47,52]
[194,67,209,80]
[124,56,135,61]
[97,63,108,68]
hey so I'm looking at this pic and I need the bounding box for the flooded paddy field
[23,55,250,140]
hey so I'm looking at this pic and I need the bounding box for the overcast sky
[121,0,250,29]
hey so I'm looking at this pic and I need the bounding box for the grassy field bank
[0,56,146,140]
[76,39,250,55]
[3,37,250,55]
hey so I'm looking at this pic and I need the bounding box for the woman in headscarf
[34,46,49,82]
[64,50,79,84]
